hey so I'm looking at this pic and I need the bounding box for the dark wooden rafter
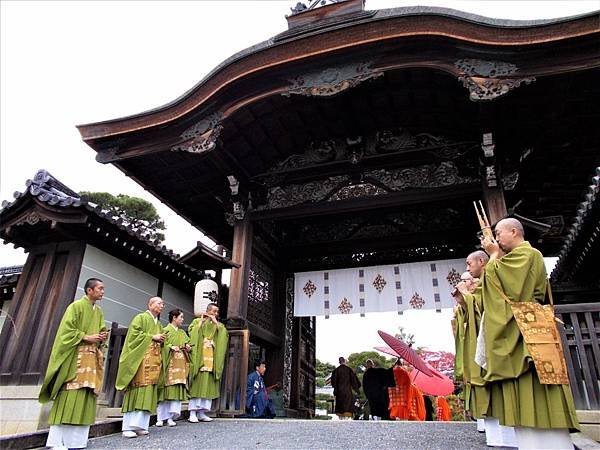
[249,183,480,221]
[250,139,478,185]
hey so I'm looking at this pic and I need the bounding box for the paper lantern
[194,276,219,316]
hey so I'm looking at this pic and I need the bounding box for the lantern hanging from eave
[194,274,219,316]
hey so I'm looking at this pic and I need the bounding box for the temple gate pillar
[220,217,252,415]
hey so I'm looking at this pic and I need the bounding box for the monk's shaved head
[494,218,525,252]
[467,250,489,263]
[461,271,474,281]
[460,271,478,293]
[148,296,163,307]
[466,250,489,278]
[496,218,525,237]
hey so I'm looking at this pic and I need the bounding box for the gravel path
[87,418,494,449]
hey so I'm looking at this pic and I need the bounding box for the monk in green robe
[156,308,191,427]
[39,278,108,449]
[455,251,506,443]
[479,218,579,449]
[116,297,165,438]
[187,303,228,422]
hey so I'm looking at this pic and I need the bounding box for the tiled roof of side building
[551,167,600,283]
[0,170,230,288]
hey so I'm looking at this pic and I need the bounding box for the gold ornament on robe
[130,341,162,387]
[64,343,105,395]
[166,348,189,386]
[509,301,569,385]
[200,337,215,372]
[491,282,569,385]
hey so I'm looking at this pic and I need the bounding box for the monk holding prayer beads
[117,297,165,438]
[187,302,228,423]
[39,278,108,450]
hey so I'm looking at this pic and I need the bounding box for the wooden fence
[101,322,127,408]
[556,303,600,410]
[100,322,249,412]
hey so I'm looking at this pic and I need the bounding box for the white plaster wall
[76,245,193,328]
[76,245,160,328]
[162,282,194,326]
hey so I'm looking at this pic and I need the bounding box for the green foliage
[315,400,332,414]
[346,351,394,375]
[80,191,166,243]
[316,359,335,379]
[315,392,334,401]
[446,394,467,422]
[315,392,334,414]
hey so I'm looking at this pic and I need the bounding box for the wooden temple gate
[73,1,599,417]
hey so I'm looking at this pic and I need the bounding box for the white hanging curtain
[293,258,465,317]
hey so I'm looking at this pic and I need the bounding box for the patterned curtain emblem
[446,269,461,287]
[409,293,425,309]
[338,297,353,314]
[372,274,387,293]
[303,280,317,298]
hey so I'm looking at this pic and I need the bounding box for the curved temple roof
[74,4,600,262]
[77,5,600,142]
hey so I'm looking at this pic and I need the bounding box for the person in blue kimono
[246,360,275,418]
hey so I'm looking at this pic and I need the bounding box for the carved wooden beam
[283,62,383,98]
[455,59,536,102]
[249,183,480,221]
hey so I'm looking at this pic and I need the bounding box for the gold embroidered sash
[166,349,189,386]
[65,343,105,395]
[200,337,214,372]
[491,282,569,385]
[130,341,162,387]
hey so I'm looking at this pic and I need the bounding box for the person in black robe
[331,357,361,419]
[362,359,392,420]
[424,395,434,421]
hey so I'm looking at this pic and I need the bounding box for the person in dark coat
[245,361,275,418]
[331,357,361,419]
[424,395,434,421]
[362,359,393,420]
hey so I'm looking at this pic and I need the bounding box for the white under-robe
[157,400,181,421]
[188,397,212,411]
[515,427,573,450]
[46,424,90,449]
[485,417,517,448]
[122,410,150,431]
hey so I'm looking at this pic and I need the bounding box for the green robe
[157,323,190,402]
[479,241,579,429]
[116,311,163,414]
[188,317,228,400]
[453,306,465,381]
[461,287,490,419]
[39,296,105,426]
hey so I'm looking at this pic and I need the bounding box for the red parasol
[410,365,455,396]
[373,345,402,359]
[376,330,436,377]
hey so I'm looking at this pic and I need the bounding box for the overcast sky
[1,1,597,364]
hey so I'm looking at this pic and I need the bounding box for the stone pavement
[86,418,494,449]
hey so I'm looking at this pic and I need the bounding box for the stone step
[577,410,600,443]
[96,407,123,419]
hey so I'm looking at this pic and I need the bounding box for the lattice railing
[555,303,600,410]
[247,256,274,332]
